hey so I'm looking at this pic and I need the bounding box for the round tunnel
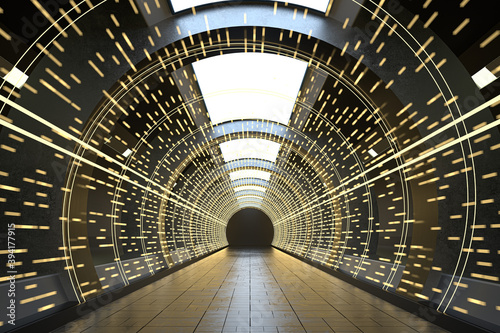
[225,208,274,246]
[0,1,499,332]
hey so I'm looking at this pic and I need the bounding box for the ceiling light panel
[192,52,308,125]
[234,185,267,193]
[2,67,29,89]
[170,0,330,14]
[472,67,497,89]
[368,148,378,157]
[236,195,264,201]
[220,138,281,163]
[229,169,271,182]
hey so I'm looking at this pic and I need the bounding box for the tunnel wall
[0,1,499,332]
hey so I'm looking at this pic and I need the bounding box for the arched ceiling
[0,0,499,331]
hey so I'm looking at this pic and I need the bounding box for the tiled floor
[51,248,448,333]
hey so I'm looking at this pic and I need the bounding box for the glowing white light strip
[368,148,378,157]
[193,52,307,125]
[170,0,330,13]
[220,138,281,163]
[236,195,264,201]
[229,169,271,181]
[234,185,267,193]
[123,148,133,157]
[2,67,29,89]
[472,67,497,89]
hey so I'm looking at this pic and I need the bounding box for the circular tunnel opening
[225,208,274,247]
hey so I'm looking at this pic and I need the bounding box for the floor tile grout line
[129,251,228,332]
[262,250,308,333]
[249,253,252,325]
[92,253,228,321]
[272,249,429,332]
[58,249,447,333]
[272,250,363,329]
[194,250,239,333]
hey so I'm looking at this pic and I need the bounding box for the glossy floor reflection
[51,248,448,333]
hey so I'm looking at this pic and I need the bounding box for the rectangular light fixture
[368,148,378,157]
[236,195,264,201]
[170,0,330,14]
[234,185,266,193]
[122,148,133,157]
[2,67,29,89]
[220,138,281,163]
[192,52,307,126]
[229,169,271,182]
[471,67,497,89]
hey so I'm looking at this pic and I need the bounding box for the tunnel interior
[0,0,499,332]
[225,209,274,247]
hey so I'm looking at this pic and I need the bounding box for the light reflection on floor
[51,248,448,333]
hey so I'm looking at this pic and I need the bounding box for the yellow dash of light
[1,144,15,153]
[143,1,151,14]
[110,14,120,27]
[423,12,438,29]
[0,27,11,41]
[453,18,470,35]
[371,0,385,20]
[4,211,21,217]
[407,14,419,29]
[341,41,349,56]
[70,73,81,84]
[416,36,434,57]
[453,306,468,314]
[88,60,104,77]
[343,18,349,29]
[39,79,73,104]
[467,298,486,306]
[480,30,499,48]
[31,0,68,38]
[482,172,497,179]
[444,95,458,106]
[35,43,62,67]
[0,249,27,255]
[59,8,83,36]
[0,185,21,192]
[370,15,389,44]
[122,32,134,51]
[128,0,139,14]
[471,273,499,282]
[427,92,442,105]
[21,291,57,305]
[38,304,55,312]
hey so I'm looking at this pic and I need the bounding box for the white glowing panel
[234,185,266,193]
[2,67,29,89]
[229,169,271,182]
[472,67,497,89]
[368,148,378,157]
[220,139,281,163]
[193,52,307,125]
[123,148,133,157]
[237,195,264,201]
[170,0,330,13]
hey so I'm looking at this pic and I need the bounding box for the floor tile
[52,249,448,333]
